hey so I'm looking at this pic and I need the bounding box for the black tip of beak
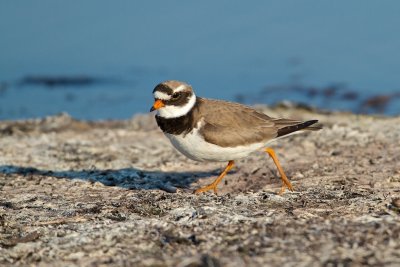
[150,106,155,112]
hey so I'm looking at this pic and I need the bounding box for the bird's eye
[171,92,180,99]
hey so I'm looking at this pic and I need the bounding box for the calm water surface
[0,1,399,120]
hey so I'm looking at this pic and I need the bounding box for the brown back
[196,98,280,147]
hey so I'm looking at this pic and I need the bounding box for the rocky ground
[0,105,399,266]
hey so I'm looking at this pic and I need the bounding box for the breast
[164,128,265,162]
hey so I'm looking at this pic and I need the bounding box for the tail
[275,119,321,138]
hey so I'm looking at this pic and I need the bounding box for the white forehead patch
[154,91,171,100]
[174,84,188,92]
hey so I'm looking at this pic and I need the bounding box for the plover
[150,80,321,194]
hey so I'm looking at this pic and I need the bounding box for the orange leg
[265,148,294,195]
[194,160,235,195]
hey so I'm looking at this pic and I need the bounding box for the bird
[150,80,321,195]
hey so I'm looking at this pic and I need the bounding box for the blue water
[0,1,399,120]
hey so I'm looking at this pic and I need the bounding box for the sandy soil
[0,106,399,266]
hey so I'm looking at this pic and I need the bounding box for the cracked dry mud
[0,106,399,266]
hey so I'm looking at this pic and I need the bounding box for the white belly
[165,129,266,162]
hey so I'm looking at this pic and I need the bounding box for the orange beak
[150,99,165,112]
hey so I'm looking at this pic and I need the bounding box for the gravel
[0,107,399,266]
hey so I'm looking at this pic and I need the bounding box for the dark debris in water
[360,93,400,114]
[18,75,119,88]
[235,83,400,115]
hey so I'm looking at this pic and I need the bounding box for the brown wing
[196,98,321,147]
[196,98,278,147]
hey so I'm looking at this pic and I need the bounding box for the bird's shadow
[0,165,224,193]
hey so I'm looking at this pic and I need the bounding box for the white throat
[157,94,196,118]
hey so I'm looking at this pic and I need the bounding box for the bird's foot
[193,183,218,195]
[193,160,234,195]
[278,181,294,195]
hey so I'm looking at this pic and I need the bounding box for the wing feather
[195,98,321,148]
[196,98,277,147]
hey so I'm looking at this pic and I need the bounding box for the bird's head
[150,80,196,118]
